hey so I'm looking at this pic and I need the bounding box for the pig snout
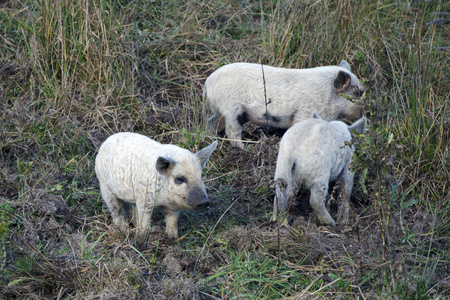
[362,100,379,115]
[195,196,210,209]
[187,186,210,210]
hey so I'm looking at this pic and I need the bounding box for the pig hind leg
[99,182,129,229]
[336,168,354,224]
[309,181,336,227]
[272,178,289,221]
[273,157,297,221]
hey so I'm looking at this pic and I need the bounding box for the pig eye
[174,176,187,185]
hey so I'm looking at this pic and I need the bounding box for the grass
[1,0,449,298]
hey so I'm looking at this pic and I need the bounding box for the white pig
[204,61,368,148]
[95,132,217,238]
[272,113,366,226]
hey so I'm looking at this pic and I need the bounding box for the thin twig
[193,192,245,276]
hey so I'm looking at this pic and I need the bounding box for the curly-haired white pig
[95,132,217,239]
[204,60,369,148]
[272,113,366,226]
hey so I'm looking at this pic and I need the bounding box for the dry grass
[1,0,449,299]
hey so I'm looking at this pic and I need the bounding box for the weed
[201,251,298,299]
[0,210,9,274]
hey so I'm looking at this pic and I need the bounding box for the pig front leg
[164,210,180,238]
[134,201,153,239]
[225,112,245,149]
[310,182,336,227]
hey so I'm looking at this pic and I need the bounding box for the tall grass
[1,0,142,135]
[376,1,449,240]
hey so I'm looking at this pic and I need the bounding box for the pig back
[279,119,353,183]
[95,133,163,203]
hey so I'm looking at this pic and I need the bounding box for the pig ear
[156,156,177,175]
[339,60,351,71]
[334,71,351,93]
[196,141,218,169]
[312,112,322,119]
[347,117,366,135]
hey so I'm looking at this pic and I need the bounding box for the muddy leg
[272,178,292,224]
[310,182,336,227]
[225,115,244,149]
[336,168,354,224]
[134,202,153,241]
[99,182,128,229]
[164,210,180,239]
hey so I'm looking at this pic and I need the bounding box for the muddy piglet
[95,132,217,239]
[273,113,366,226]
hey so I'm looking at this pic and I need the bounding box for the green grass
[1,0,449,298]
[201,251,300,298]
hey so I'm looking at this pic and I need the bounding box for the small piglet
[95,132,217,239]
[204,61,369,149]
[272,113,366,226]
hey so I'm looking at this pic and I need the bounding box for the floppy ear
[339,60,351,71]
[196,141,218,169]
[334,71,351,93]
[156,156,177,175]
[312,112,322,119]
[347,117,366,135]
